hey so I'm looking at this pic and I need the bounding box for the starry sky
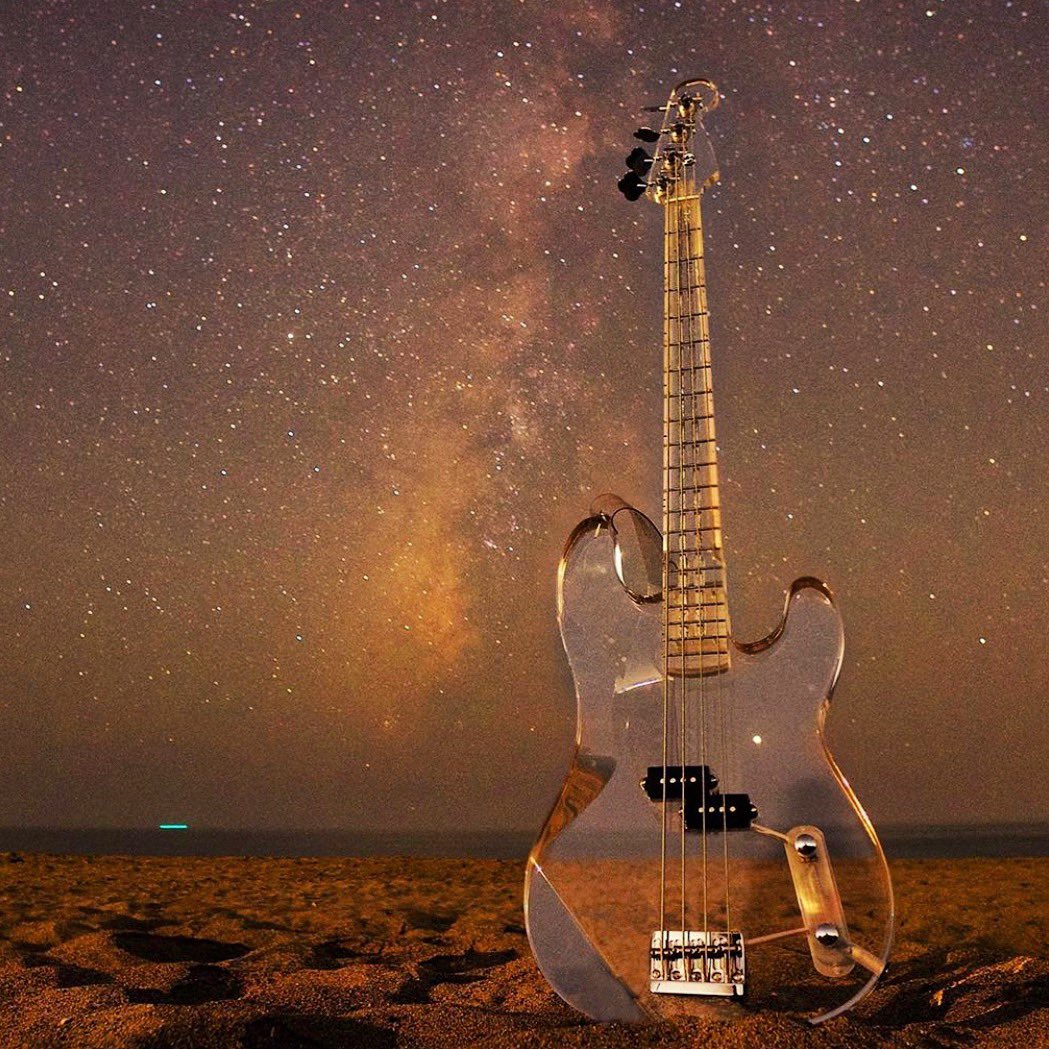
[1,1,1046,834]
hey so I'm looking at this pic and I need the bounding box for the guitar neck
[663,191,731,674]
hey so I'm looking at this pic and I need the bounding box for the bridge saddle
[650,929,745,997]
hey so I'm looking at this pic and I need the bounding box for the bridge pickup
[683,793,756,833]
[641,765,718,802]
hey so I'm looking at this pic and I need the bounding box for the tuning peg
[633,127,661,143]
[617,171,647,201]
[625,146,653,175]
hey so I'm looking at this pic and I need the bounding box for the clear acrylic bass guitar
[524,79,894,1025]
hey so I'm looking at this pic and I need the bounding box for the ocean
[1,824,1047,859]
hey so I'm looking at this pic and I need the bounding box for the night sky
[2,1,1045,834]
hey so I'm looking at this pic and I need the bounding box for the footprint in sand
[393,947,519,1004]
[110,931,249,964]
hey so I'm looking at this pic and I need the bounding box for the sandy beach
[0,853,1045,1047]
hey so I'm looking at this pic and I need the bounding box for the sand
[0,853,1045,1047]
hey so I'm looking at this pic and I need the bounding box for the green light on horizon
[158,823,189,831]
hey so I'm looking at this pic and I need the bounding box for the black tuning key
[617,171,647,201]
[633,126,661,143]
[625,146,653,175]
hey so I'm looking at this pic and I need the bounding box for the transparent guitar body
[525,505,894,1024]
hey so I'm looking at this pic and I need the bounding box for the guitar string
[685,109,730,974]
[673,174,691,961]
[664,122,703,978]
[690,161,734,949]
[664,95,694,979]
[681,102,733,971]
[669,146,701,973]
[661,123,692,977]
[657,156,673,981]
[671,173,693,968]
[703,205,733,957]
[668,156,690,971]
[681,157,711,974]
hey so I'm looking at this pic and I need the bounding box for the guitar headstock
[617,78,720,205]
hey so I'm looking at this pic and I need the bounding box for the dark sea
[1,824,1047,859]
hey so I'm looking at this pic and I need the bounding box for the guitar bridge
[649,930,745,997]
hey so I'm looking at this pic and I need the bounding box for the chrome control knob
[793,832,818,858]
[815,922,841,947]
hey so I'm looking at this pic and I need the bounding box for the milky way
[1,1,1045,831]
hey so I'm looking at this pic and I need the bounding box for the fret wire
[665,517,720,532]
[667,410,714,420]
[667,632,730,640]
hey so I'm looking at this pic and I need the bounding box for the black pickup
[642,765,756,833]
[683,792,757,833]
[641,765,718,802]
